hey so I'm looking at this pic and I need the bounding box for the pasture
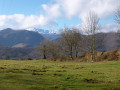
[0,60,120,90]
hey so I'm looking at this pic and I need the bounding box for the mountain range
[0,28,59,47]
[0,28,120,60]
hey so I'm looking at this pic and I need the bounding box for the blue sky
[0,0,119,32]
[0,0,48,15]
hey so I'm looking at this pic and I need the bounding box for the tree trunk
[70,46,73,60]
[43,53,46,59]
[43,48,46,59]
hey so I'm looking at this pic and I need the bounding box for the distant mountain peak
[1,28,14,32]
[0,28,44,47]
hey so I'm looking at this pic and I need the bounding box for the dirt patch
[75,67,84,69]
[32,72,43,75]
[53,73,62,76]
[113,88,120,90]
[13,69,19,70]
[54,86,59,90]
[60,65,68,69]
[91,71,104,74]
[21,68,30,71]
[56,70,67,72]
[42,65,52,70]
[0,67,6,69]
[66,77,70,79]
[83,78,104,83]
[33,70,47,72]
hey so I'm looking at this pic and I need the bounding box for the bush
[26,57,32,60]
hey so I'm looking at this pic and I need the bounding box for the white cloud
[101,23,120,32]
[42,4,61,19]
[55,0,120,19]
[76,23,120,33]
[0,15,8,26]
[0,0,119,30]
[0,14,50,29]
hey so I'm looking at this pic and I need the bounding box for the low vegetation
[79,49,120,62]
[0,60,120,90]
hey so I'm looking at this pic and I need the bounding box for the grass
[0,60,120,90]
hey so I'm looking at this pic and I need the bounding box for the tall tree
[47,41,60,60]
[37,39,50,59]
[83,11,100,62]
[60,28,83,60]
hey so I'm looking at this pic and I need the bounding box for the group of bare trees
[37,13,99,62]
[37,28,84,60]
[37,39,60,60]
[60,28,84,60]
[37,11,101,61]
[37,7,120,62]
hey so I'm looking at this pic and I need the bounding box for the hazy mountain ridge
[0,28,120,50]
[0,28,120,60]
[0,28,44,47]
[33,28,59,40]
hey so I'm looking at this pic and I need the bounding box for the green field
[0,60,120,90]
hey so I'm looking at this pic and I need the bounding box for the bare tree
[47,41,60,60]
[37,39,50,59]
[115,6,120,37]
[83,11,100,61]
[72,28,84,57]
[60,28,83,60]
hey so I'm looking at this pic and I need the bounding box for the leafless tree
[37,39,50,59]
[115,6,120,60]
[115,6,120,37]
[83,11,100,61]
[47,41,60,60]
[60,28,83,60]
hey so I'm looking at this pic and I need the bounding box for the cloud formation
[0,14,49,29]
[0,0,119,30]
[56,0,119,19]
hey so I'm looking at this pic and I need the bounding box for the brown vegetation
[83,78,104,83]
[80,49,120,61]
[46,49,120,62]
[26,57,32,60]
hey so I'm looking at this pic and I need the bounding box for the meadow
[0,60,120,90]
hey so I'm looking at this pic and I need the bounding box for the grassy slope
[0,60,120,90]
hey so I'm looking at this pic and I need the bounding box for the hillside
[80,49,120,61]
[0,28,44,47]
[0,28,120,60]
[0,46,35,60]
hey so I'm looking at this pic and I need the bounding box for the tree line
[37,8,120,62]
[37,11,101,62]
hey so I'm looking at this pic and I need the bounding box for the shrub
[26,57,32,60]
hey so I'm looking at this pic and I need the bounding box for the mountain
[33,28,59,40]
[0,29,119,60]
[42,33,59,40]
[97,32,120,51]
[0,28,44,47]
[0,45,35,60]
[33,28,50,34]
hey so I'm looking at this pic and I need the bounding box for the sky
[0,0,119,33]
